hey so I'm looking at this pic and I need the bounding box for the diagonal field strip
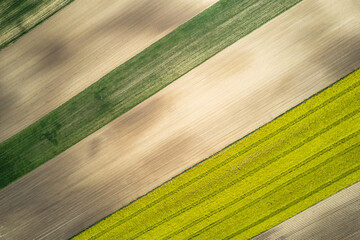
[187,141,360,239]
[0,0,303,189]
[2,1,359,239]
[252,178,360,240]
[0,0,219,142]
[164,129,360,239]
[124,107,360,240]
[73,70,360,238]
[224,161,360,240]
[0,0,73,50]
[75,70,360,239]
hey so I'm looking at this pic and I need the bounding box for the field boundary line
[162,129,360,239]
[88,78,360,239]
[223,160,360,239]
[128,107,360,239]
[1,0,305,191]
[0,0,75,51]
[187,141,360,239]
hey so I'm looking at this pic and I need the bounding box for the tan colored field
[253,181,360,240]
[0,0,218,142]
[0,0,72,48]
[1,0,360,239]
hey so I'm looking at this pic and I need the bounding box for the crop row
[0,0,73,50]
[0,0,303,189]
[73,69,360,239]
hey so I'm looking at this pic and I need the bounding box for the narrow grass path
[0,0,73,50]
[0,0,303,189]
[73,69,360,239]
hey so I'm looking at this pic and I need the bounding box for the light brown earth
[0,0,72,48]
[1,0,360,239]
[0,0,218,142]
[253,181,360,240]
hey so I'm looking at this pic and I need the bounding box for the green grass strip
[0,0,74,50]
[72,69,360,239]
[0,0,303,189]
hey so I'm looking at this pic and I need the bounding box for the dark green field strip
[163,129,360,239]
[0,0,73,50]
[0,0,303,189]
[73,68,360,239]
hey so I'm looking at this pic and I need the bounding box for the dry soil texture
[0,0,218,142]
[253,181,360,240]
[0,0,72,49]
[1,0,360,239]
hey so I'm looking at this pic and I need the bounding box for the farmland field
[253,181,360,239]
[0,0,73,50]
[0,0,218,142]
[1,0,360,238]
[74,69,360,239]
[0,0,302,189]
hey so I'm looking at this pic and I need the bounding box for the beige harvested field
[253,181,360,240]
[0,0,219,142]
[1,0,360,239]
[0,0,72,48]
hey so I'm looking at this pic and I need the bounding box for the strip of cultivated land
[253,181,360,240]
[1,0,359,238]
[0,0,303,189]
[74,69,360,240]
[0,0,73,50]
[0,0,218,142]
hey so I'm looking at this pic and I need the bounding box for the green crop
[0,0,73,50]
[73,69,360,239]
[0,0,303,189]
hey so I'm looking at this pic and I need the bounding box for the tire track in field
[224,160,360,239]
[252,179,360,240]
[92,78,360,239]
[127,107,360,239]
[162,128,360,239]
[187,140,360,239]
